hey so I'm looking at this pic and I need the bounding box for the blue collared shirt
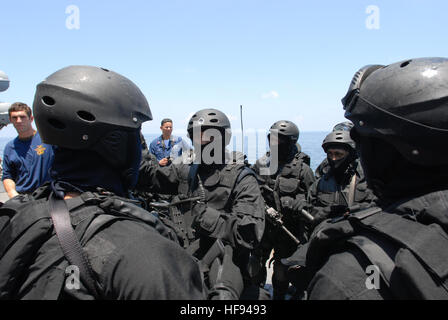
[149,135,183,161]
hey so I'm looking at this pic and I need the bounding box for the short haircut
[9,102,32,118]
[161,118,173,126]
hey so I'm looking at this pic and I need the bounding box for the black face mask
[326,145,355,178]
[357,136,448,204]
[268,134,296,163]
[50,130,142,197]
[328,155,348,170]
[50,147,126,196]
[328,152,353,173]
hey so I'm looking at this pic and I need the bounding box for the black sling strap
[347,234,396,287]
[349,210,448,292]
[49,193,100,298]
[188,164,199,191]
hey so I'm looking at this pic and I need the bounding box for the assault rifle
[265,206,301,245]
[261,185,314,223]
[147,195,204,249]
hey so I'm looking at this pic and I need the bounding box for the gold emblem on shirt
[35,144,46,155]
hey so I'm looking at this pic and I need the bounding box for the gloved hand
[191,201,221,234]
[208,244,244,300]
[281,196,305,212]
[329,204,348,216]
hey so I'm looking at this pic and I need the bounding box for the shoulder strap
[349,211,448,292]
[347,173,357,207]
[236,166,255,185]
[49,193,101,299]
[188,164,200,194]
[346,234,397,287]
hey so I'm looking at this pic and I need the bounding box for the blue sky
[1,0,447,139]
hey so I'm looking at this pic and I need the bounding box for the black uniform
[0,65,209,300]
[137,151,265,298]
[307,158,376,229]
[291,189,448,299]
[251,145,315,299]
[286,57,448,300]
[0,185,206,299]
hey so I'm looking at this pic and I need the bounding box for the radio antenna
[240,105,244,154]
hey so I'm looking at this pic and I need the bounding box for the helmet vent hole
[400,60,412,68]
[42,96,55,106]
[210,118,218,123]
[48,118,66,129]
[77,111,96,122]
[101,68,110,72]
[208,112,216,116]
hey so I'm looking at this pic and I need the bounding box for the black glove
[281,196,305,212]
[329,204,348,216]
[208,245,244,300]
[191,201,221,234]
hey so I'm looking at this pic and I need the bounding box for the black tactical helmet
[332,121,354,132]
[33,65,152,150]
[322,130,355,152]
[342,57,448,166]
[187,108,231,145]
[268,120,299,144]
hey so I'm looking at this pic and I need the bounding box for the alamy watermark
[65,265,80,290]
[185,126,279,175]
[66,5,80,30]
[366,5,380,30]
[365,264,380,290]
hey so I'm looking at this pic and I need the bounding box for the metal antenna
[240,105,244,154]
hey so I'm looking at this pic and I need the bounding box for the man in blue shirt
[149,118,183,166]
[2,102,54,198]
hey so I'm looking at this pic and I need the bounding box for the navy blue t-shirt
[2,132,54,193]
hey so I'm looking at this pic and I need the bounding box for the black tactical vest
[177,163,253,211]
[296,207,448,299]
[0,187,177,299]
[256,153,307,209]
[315,160,372,208]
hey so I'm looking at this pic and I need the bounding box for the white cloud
[261,90,279,99]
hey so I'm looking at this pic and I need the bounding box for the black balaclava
[325,144,357,182]
[50,130,142,197]
[357,135,448,205]
[268,134,297,164]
